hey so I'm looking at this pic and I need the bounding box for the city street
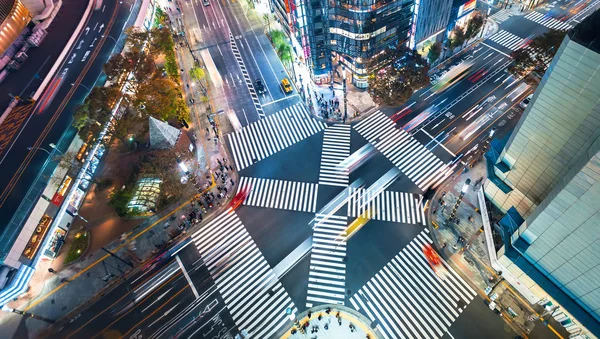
[13,0,600,337]
[0,0,139,229]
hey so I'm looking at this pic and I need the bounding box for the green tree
[447,26,466,50]
[428,42,442,64]
[508,29,566,78]
[367,46,430,106]
[134,76,181,120]
[276,42,293,66]
[189,66,205,81]
[107,110,146,147]
[465,11,485,40]
[270,29,286,47]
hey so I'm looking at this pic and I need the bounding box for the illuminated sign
[51,175,72,206]
[329,27,386,41]
[22,214,52,259]
[457,0,477,17]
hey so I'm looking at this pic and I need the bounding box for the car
[281,78,293,94]
[255,79,266,94]
[519,94,532,109]
[229,185,251,212]
[203,0,209,5]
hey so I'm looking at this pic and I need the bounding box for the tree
[276,42,293,66]
[72,85,120,140]
[104,54,132,83]
[508,29,566,78]
[106,110,147,147]
[447,26,466,50]
[465,11,485,40]
[270,29,286,47]
[428,42,442,64]
[189,66,205,81]
[134,76,182,120]
[367,46,430,106]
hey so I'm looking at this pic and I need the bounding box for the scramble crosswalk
[190,211,296,338]
[350,230,477,339]
[487,30,525,51]
[354,111,451,191]
[489,9,513,24]
[307,214,348,308]
[227,104,327,171]
[319,124,351,187]
[238,177,319,212]
[347,188,426,225]
[525,11,572,30]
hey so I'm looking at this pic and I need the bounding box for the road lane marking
[480,42,511,58]
[261,94,300,106]
[176,255,200,298]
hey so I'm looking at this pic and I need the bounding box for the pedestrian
[206,127,210,134]
[223,187,228,193]
[324,323,329,330]
[318,314,322,321]
[230,179,235,185]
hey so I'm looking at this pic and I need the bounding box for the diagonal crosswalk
[227,104,327,171]
[350,230,477,339]
[319,124,351,187]
[354,111,451,191]
[487,30,525,51]
[238,177,319,213]
[307,214,348,308]
[347,188,426,225]
[525,11,572,30]
[190,211,296,338]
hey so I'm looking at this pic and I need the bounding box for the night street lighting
[27,143,64,155]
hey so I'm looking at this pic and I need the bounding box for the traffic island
[277,305,381,339]
[62,229,90,265]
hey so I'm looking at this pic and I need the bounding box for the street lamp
[286,307,305,334]
[27,143,64,155]
[71,83,91,92]
[73,211,89,223]
[102,35,118,44]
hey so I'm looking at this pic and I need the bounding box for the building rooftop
[569,9,600,53]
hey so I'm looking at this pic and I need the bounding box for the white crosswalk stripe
[354,111,451,191]
[525,11,572,30]
[319,124,351,187]
[191,211,296,338]
[227,104,327,171]
[238,177,319,212]
[487,30,525,51]
[347,188,426,225]
[489,9,513,23]
[307,214,348,308]
[350,230,477,339]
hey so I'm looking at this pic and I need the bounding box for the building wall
[0,0,32,56]
[487,34,600,218]
[413,0,452,45]
[520,144,600,320]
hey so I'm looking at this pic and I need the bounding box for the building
[272,0,414,88]
[411,0,452,52]
[485,10,600,334]
[0,0,32,56]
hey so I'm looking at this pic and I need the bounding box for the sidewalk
[0,10,240,339]
[427,160,571,339]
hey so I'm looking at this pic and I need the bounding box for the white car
[519,94,532,109]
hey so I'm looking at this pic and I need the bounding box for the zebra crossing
[238,176,318,213]
[307,214,348,308]
[349,230,477,339]
[354,111,451,191]
[190,211,296,338]
[229,32,264,118]
[487,30,526,51]
[489,9,513,23]
[227,104,327,171]
[348,188,426,225]
[319,124,351,187]
[525,11,572,30]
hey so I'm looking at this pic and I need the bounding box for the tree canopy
[367,46,430,106]
[508,29,566,78]
[465,11,485,40]
[447,25,466,50]
[428,42,442,64]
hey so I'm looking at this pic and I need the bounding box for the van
[281,78,293,94]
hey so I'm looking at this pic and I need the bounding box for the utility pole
[449,179,471,222]
[101,247,134,267]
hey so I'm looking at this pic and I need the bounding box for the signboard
[457,0,477,18]
[51,175,72,206]
[22,214,52,259]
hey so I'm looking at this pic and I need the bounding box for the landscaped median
[63,229,90,265]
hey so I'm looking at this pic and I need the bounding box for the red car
[423,243,449,279]
[229,185,251,212]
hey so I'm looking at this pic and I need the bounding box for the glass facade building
[485,11,600,332]
[271,0,414,87]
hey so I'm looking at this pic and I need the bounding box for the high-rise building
[485,10,600,331]
[272,0,414,88]
[0,0,32,56]
[411,0,452,51]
